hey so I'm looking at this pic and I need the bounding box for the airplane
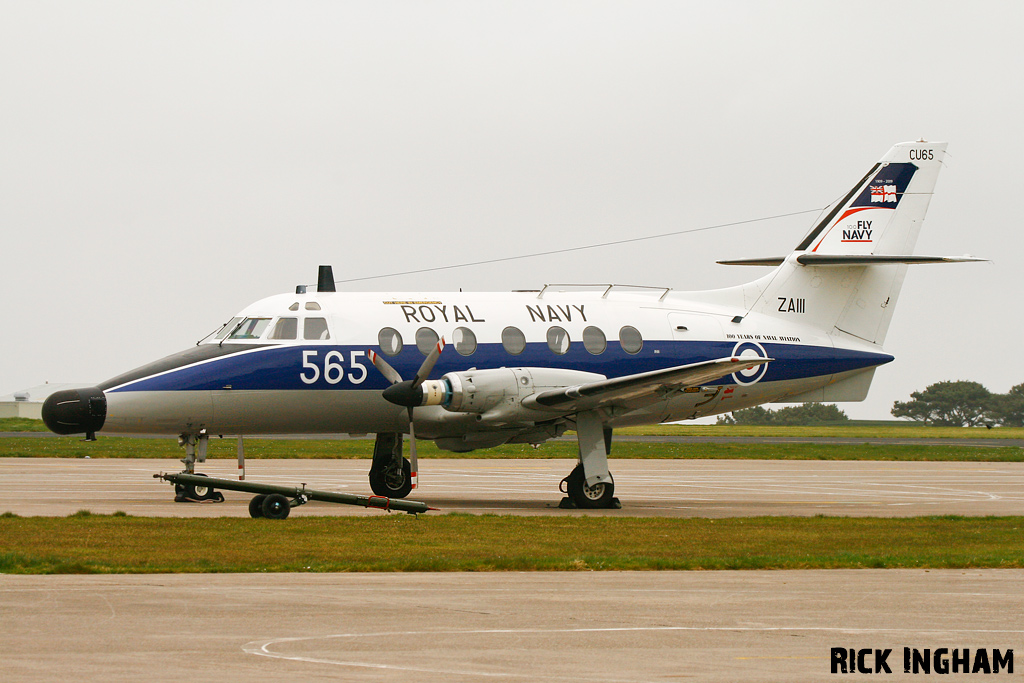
[42,141,982,513]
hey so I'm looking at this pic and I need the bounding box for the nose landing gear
[173,432,224,503]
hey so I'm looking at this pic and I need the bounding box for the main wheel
[261,493,291,520]
[248,494,267,518]
[564,464,615,509]
[368,457,413,498]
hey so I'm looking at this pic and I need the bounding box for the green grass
[6,417,1024,439]
[1,436,1021,461]
[0,513,1021,573]
[614,423,1024,439]
[0,417,49,432]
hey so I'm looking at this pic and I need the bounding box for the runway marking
[244,625,1024,679]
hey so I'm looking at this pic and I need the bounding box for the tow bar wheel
[261,493,291,520]
[248,494,267,518]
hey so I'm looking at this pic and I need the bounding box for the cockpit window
[214,317,243,340]
[305,302,322,310]
[304,317,330,340]
[228,318,271,340]
[269,317,298,340]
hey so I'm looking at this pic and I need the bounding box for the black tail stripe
[795,163,880,252]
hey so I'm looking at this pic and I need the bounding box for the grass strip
[5,418,1024,440]
[0,513,1022,574]
[1,436,1021,461]
[614,424,1024,439]
[0,418,49,432]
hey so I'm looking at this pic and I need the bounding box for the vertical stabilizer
[751,141,947,345]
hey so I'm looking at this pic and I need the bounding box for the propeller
[368,338,446,489]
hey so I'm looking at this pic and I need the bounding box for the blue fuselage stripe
[107,341,893,393]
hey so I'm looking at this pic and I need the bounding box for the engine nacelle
[421,367,605,423]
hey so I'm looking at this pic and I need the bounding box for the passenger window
[453,327,477,356]
[215,317,243,340]
[547,326,570,355]
[228,318,271,340]
[378,327,403,356]
[619,326,643,354]
[502,326,526,355]
[304,317,330,340]
[269,318,298,340]
[416,327,439,356]
[305,302,321,311]
[583,326,607,355]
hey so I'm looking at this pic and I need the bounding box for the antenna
[317,265,336,293]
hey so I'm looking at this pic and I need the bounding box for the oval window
[416,327,439,356]
[502,326,526,355]
[582,326,607,355]
[546,326,570,355]
[619,325,643,354]
[378,327,403,356]
[453,327,477,356]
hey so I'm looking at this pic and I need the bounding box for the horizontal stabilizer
[523,356,772,413]
[718,254,986,266]
[716,256,787,266]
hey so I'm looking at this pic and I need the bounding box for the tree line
[717,381,1024,427]
[890,381,1023,427]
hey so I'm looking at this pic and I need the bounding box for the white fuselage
[98,286,891,447]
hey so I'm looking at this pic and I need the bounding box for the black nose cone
[42,387,107,436]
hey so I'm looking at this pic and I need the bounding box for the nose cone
[382,380,422,407]
[41,387,107,436]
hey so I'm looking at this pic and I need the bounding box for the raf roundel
[731,341,769,385]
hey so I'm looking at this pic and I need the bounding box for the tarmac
[2,570,1022,682]
[3,457,1023,681]
[1,457,1023,518]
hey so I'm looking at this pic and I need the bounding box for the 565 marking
[300,350,368,385]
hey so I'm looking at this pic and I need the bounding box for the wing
[521,356,772,413]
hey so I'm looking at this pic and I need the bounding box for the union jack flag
[871,185,898,203]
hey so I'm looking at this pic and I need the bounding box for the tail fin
[796,141,946,257]
[747,141,949,345]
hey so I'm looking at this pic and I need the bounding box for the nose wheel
[173,472,225,502]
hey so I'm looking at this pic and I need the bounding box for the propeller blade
[407,406,418,490]
[412,337,446,388]
[367,350,404,385]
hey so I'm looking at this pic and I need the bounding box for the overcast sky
[2,1,1020,420]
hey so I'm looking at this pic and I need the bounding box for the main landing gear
[561,465,617,509]
[368,432,413,498]
[559,411,621,509]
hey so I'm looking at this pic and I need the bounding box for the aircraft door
[663,313,727,421]
[667,312,724,345]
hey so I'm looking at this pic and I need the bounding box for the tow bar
[155,472,434,517]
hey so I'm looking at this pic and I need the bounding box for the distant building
[0,384,91,420]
